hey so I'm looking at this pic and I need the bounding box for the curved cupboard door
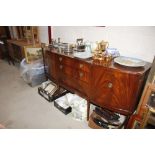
[91,66,143,115]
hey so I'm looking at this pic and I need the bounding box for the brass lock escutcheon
[59,57,62,61]
[108,82,113,88]
[79,72,84,77]
[79,64,83,68]
[59,65,63,69]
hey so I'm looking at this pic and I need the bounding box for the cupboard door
[76,70,91,97]
[91,66,142,115]
[58,65,78,92]
[55,54,91,98]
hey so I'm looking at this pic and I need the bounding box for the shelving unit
[23,26,40,46]
[142,84,155,128]
[7,26,40,63]
[9,26,40,46]
[127,57,155,128]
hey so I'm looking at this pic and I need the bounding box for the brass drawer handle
[79,72,84,77]
[79,64,83,68]
[59,57,62,61]
[59,65,63,69]
[108,82,113,88]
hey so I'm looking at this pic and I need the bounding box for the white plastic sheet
[20,58,45,84]
[55,93,87,121]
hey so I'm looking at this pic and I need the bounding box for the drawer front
[57,55,90,73]
[91,66,142,115]
[58,65,90,83]
[76,70,90,83]
[57,55,75,67]
[58,64,75,78]
[77,60,90,73]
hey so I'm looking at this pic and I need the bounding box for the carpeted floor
[0,60,89,129]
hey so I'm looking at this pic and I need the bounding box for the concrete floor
[0,60,89,129]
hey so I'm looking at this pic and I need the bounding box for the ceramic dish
[114,56,146,67]
[73,52,93,59]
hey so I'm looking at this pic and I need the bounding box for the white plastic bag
[59,93,87,121]
[20,58,45,84]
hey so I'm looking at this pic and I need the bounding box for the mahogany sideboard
[46,48,151,121]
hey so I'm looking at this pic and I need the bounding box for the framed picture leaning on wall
[24,46,42,63]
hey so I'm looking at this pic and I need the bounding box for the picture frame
[24,46,42,63]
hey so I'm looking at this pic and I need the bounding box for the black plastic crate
[54,101,72,115]
[38,86,69,102]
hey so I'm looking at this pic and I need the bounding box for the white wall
[53,26,155,62]
[38,26,49,44]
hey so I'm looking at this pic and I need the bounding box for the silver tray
[114,56,146,67]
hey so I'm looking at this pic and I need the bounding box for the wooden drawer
[57,63,90,83]
[57,54,90,73]
[76,70,90,83]
[77,60,90,73]
[57,55,75,67]
[58,64,75,78]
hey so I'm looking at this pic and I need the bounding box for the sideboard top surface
[49,48,151,75]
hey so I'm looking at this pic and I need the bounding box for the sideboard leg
[87,102,90,121]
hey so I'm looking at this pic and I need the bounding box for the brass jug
[96,40,109,53]
[93,40,111,62]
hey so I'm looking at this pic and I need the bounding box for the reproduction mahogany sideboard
[46,48,151,121]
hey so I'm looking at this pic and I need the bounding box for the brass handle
[79,72,84,77]
[59,57,62,61]
[79,64,83,68]
[108,82,113,88]
[59,65,63,69]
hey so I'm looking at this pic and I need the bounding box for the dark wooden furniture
[0,26,11,63]
[7,39,40,63]
[46,48,151,122]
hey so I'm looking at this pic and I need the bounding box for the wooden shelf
[9,26,40,46]
[126,57,155,128]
